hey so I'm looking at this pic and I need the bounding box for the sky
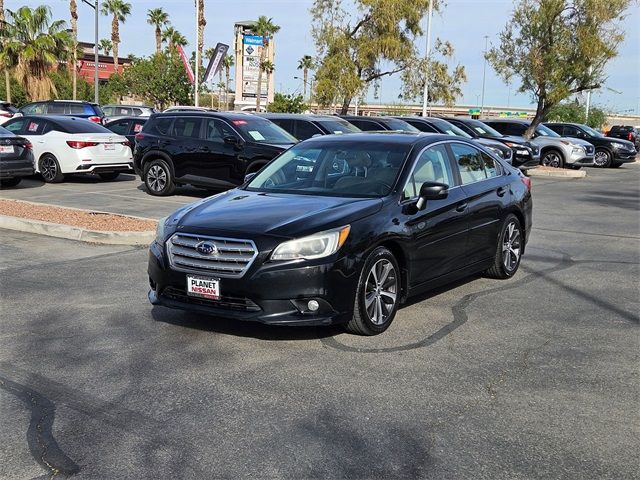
[6,0,640,113]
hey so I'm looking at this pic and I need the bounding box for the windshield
[535,124,561,137]
[317,119,361,134]
[431,119,472,138]
[230,118,297,144]
[246,141,410,198]
[383,119,420,132]
[468,120,503,138]
[582,125,603,137]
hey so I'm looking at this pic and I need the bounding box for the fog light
[307,300,320,312]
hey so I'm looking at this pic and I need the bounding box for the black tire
[39,154,65,183]
[610,161,623,168]
[144,158,175,196]
[98,172,120,181]
[0,177,22,187]
[484,214,523,279]
[593,148,612,168]
[346,246,400,335]
[540,149,564,168]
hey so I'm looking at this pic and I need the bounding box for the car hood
[175,189,383,239]
[601,137,635,149]
[246,142,295,155]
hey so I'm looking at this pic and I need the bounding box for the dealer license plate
[0,145,14,154]
[186,275,220,300]
[104,143,115,151]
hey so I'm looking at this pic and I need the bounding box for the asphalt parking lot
[1,166,639,479]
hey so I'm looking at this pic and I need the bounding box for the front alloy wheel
[346,246,400,335]
[593,149,612,168]
[541,151,564,168]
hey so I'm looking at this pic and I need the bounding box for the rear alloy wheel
[98,172,120,181]
[485,214,523,279]
[593,149,612,168]
[346,246,400,335]
[144,159,175,196]
[39,154,65,183]
[0,177,22,187]
[541,150,564,168]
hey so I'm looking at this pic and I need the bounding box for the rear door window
[270,119,295,137]
[4,118,26,134]
[348,119,381,131]
[450,143,494,184]
[108,120,131,135]
[152,117,174,136]
[21,103,46,115]
[295,120,322,140]
[48,103,66,114]
[173,117,203,138]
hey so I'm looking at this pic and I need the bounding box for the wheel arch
[505,208,527,254]
[540,145,566,162]
[374,239,410,303]
[141,150,175,175]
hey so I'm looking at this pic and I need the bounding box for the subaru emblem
[195,241,218,256]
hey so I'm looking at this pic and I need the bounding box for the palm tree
[69,0,78,99]
[195,0,206,67]
[0,6,71,101]
[162,27,187,53]
[147,8,169,55]
[0,0,10,102]
[222,54,234,110]
[253,16,280,111]
[260,59,275,110]
[297,55,314,101]
[99,38,112,56]
[100,0,131,71]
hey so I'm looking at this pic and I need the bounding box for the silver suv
[102,104,156,123]
[485,119,595,168]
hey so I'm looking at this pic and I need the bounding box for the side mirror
[416,181,448,210]
[224,136,242,147]
[244,172,256,183]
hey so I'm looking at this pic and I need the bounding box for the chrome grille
[167,233,258,278]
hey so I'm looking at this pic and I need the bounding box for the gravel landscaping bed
[0,199,157,232]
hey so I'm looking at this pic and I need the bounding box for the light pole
[81,0,99,103]
[421,0,434,117]
[194,1,200,107]
[294,76,313,102]
[480,35,488,117]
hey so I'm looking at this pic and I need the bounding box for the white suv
[0,101,18,125]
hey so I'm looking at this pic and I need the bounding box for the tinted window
[229,118,296,144]
[48,103,66,114]
[172,117,202,138]
[67,103,88,114]
[429,119,472,138]
[203,118,237,141]
[107,120,131,135]
[535,124,560,137]
[103,106,114,116]
[21,103,45,115]
[132,120,146,134]
[295,120,322,140]
[505,123,527,136]
[315,119,360,134]
[451,143,495,184]
[132,108,143,116]
[467,120,503,138]
[544,124,563,135]
[581,125,603,137]
[406,120,438,133]
[4,119,25,134]
[247,141,410,197]
[403,144,454,199]
[152,117,174,136]
[348,119,381,131]
[447,120,476,137]
[561,126,580,137]
[58,120,111,133]
[270,118,295,136]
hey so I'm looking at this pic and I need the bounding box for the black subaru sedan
[148,133,532,335]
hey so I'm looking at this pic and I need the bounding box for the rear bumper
[74,162,134,173]
[0,163,35,179]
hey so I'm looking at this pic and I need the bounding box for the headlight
[571,145,585,154]
[486,146,504,158]
[611,142,624,150]
[271,225,351,261]
[155,216,168,244]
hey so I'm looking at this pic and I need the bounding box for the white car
[2,115,133,183]
[0,101,18,125]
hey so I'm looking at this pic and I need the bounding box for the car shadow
[60,173,138,184]
[0,175,45,190]
[136,182,227,198]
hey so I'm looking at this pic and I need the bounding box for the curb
[527,168,586,179]
[0,215,154,245]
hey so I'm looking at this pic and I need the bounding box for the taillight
[628,133,633,141]
[134,133,145,141]
[67,140,99,149]
[0,112,13,118]
[521,175,532,191]
[121,141,132,148]
[88,116,102,124]
[24,142,33,150]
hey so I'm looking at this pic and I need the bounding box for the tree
[1,6,71,101]
[69,0,78,99]
[311,0,442,114]
[162,26,187,52]
[547,101,607,129]
[487,0,632,138]
[122,53,192,109]
[147,8,169,55]
[101,0,131,71]
[195,0,206,67]
[297,55,314,100]
[260,59,275,109]
[268,93,307,113]
[399,39,466,106]
[0,0,10,102]
[222,54,234,110]
[99,38,112,56]
[253,16,280,111]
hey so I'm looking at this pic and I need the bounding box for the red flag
[177,45,195,84]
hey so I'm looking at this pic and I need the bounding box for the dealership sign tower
[233,21,275,111]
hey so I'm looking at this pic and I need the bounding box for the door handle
[455,202,468,212]
[497,186,507,197]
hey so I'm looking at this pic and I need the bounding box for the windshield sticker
[28,122,39,132]
[133,123,143,133]
[248,130,265,141]
[333,131,344,134]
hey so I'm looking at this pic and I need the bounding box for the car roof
[152,111,269,121]
[104,104,153,108]
[12,115,94,124]
[104,116,148,124]
[298,131,456,146]
[260,113,350,122]
[484,118,529,125]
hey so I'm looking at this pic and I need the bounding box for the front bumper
[613,150,637,163]
[568,152,595,166]
[147,240,358,326]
